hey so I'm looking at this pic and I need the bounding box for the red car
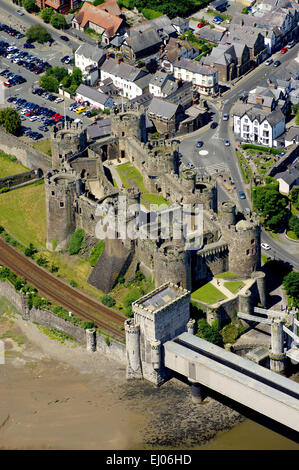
[3,82,11,87]
[197,22,206,28]
[280,47,287,53]
[34,66,43,74]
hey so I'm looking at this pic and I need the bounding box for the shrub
[196,318,223,346]
[22,0,39,12]
[50,14,67,30]
[82,321,97,329]
[101,294,116,307]
[89,241,105,266]
[69,229,85,255]
[0,108,21,136]
[70,280,78,288]
[14,277,25,291]
[41,7,53,23]
[0,187,9,193]
[24,243,37,258]
[36,256,48,267]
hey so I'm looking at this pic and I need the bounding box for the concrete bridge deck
[164,332,299,433]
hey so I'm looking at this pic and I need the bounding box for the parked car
[223,113,229,121]
[224,139,230,146]
[280,47,287,54]
[210,122,217,129]
[55,97,64,103]
[286,40,295,49]
[24,43,35,49]
[76,106,87,114]
[197,22,206,28]
[273,60,281,67]
[16,10,24,15]
[265,58,273,66]
[61,56,69,63]
[60,35,69,41]
[261,243,271,250]
[278,151,285,157]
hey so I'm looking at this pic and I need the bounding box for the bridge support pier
[189,380,206,404]
[270,319,285,374]
[86,329,97,352]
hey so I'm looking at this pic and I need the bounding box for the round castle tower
[45,169,83,251]
[154,242,191,290]
[50,122,87,169]
[110,110,145,141]
[220,202,261,277]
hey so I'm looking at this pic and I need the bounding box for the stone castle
[45,106,263,299]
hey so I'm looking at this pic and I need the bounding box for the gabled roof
[76,84,112,106]
[75,44,105,63]
[98,0,121,17]
[101,58,147,82]
[173,58,217,75]
[74,2,122,38]
[148,97,178,119]
[129,14,176,37]
[276,164,299,185]
[125,28,162,53]
[233,103,285,126]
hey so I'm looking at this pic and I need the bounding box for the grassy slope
[0,152,28,178]
[0,182,46,247]
[224,281,245,294]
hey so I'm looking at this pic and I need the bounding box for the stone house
[247,85,288,114]
[121,28,162,61]
[233,103,285,147]
[72,2,123,45]
[147,98,183,134]
[202,43,250,83]
[173,58,218,96]
[74,44,106,86]
[160,37,200,73]
[221,25,267,65]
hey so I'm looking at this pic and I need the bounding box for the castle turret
[110,110,145,142]
[220,201,236,227]
[45,169,83,251]
[154,242,191,290]
[50,121,87,169]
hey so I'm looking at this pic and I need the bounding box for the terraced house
[173,59,218,96]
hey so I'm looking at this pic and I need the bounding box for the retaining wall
[0,170,38,189]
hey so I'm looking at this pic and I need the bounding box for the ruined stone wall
[0,170,39,189]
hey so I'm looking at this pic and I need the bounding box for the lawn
[215,272,237,279]
[0,182,46,248]
[0,151,28,178]
[116,163,169,208]
[287,230,299,241]
[32,139,52,156]
[224,281,245,294]
[191,283,227,304]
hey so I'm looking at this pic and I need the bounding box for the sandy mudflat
[0,312,243,450]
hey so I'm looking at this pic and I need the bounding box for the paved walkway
[210,278,253,301]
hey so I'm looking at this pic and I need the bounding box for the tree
[289,215,299,238]
[50,13,67,29]
[40,74,59,93]
[22,0,39,12]
[41,7,53,23]
[71,68,83,86]
[0,108,21,136]
[69,229,85,255]
[283,271,299,308]
[26,25,51,43]
[290,187,299,211]
[196,318,223,346]
[241,7,248,14]
[101,294,116,307]
[252,183,289,232]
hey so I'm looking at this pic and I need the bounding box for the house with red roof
[72,2,124,45]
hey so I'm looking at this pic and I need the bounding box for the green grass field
[224,281,245,294]
[0,151,28,178]
[214,272,237,279]
[32,139,52,156]
[191,283,227,304]
[141,193,170,208]
[0,182,46,248]
[287,230,299,240]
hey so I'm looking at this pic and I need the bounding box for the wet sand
[0,308,298,450]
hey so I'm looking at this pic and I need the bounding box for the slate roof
[125,28,162,54]
[276,164,299,185]
[129,15,176,37]
[101,58,147,82]
[76,84,111,105]
[172,17,187,26]
[98,0,121,17]
[174,58,217,75]
[74,2,122,38]
[233,103,285,126]
[75,44,105,62]
[223,25,262,48]
[134,73,152,91]
[87,118,111,139]
[196,27,225,44]
[147,97,178,119]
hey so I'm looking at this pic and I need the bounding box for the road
[179,42,299,269]
[0,237,126,340]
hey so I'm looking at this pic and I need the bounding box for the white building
[173,58,218,96]
[100,58,151,100]
[233,103,285,147]
[76,83,114,110]
[75,44,106,86]
[149,72,177,98]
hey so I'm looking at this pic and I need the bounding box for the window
[60,202,64,208]
[264,123,268,128]
[244,118,248,123]
[263,131,269,137]
[51,191,55,196]
[243,125,250,132]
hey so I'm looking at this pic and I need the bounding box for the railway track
[0,238,126,341]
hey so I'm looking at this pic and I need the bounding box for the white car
[261,243,271,250]
[55,97,64,103]
[16,9,24,15]
[265,59,273,66]
[223,113,229,121]
[29,115,38,122]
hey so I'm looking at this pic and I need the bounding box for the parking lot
[0,28,95,141]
